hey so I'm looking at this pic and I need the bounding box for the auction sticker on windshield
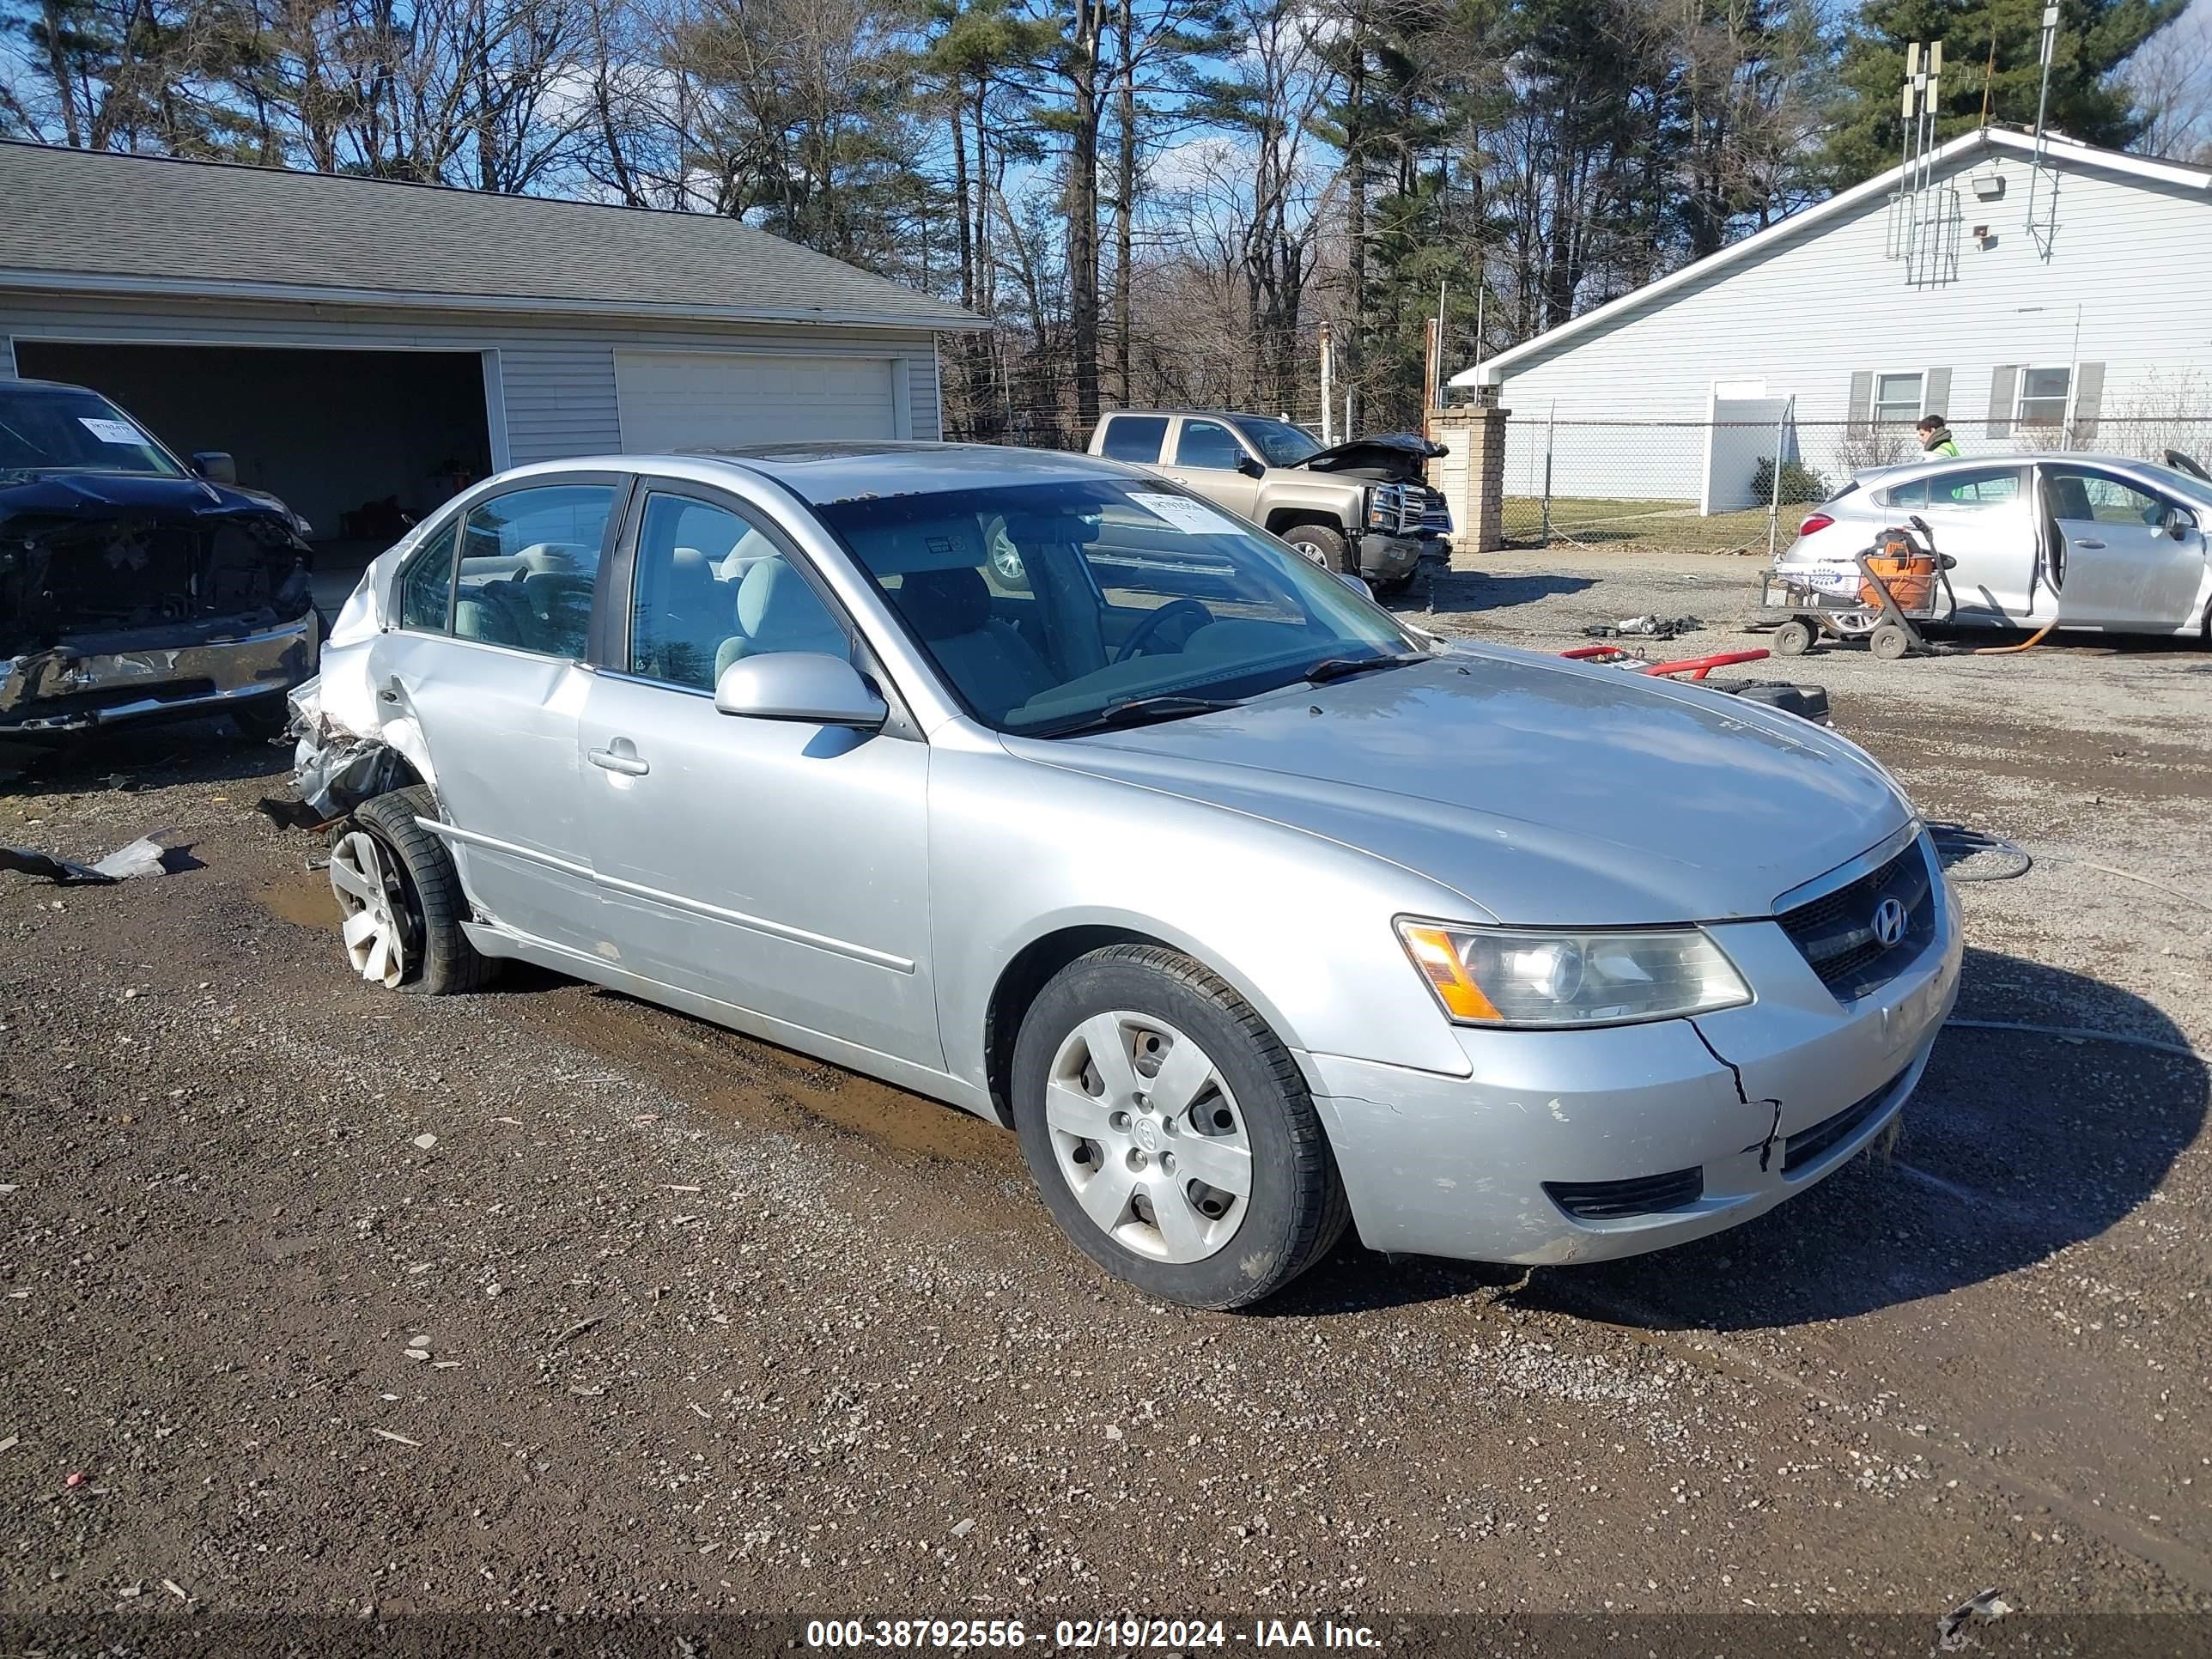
[1127,491,1243,537]
[77,417,144,444]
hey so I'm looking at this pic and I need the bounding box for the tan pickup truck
[1084,410,1450,592]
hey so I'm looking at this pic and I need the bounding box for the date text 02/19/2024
[801,1619,1382,1650]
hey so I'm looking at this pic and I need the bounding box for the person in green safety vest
[1916,414,1961,457]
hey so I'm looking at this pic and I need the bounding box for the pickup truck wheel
[327,785,495,995]
[229,696,293,743]
[1280,523,1354,574]
[1012,944,1349,1310]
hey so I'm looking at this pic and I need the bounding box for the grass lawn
[1499,495,1811,554]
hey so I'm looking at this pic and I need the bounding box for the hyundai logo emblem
[1871,896,1910,949]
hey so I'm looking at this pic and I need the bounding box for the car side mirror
[1237,455,1266,479]
[2165,505,2198,540]
[1337,571,1374,599]
[714,652,887,729]
[191,451,237,485]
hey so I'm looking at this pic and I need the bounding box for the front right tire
[1012,944,1348,1310]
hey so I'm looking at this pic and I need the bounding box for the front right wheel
[1012,944,1348,1310]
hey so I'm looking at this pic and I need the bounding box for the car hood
[0,468,267,523]
[1297,432,1448,480]
[1012,647,1911,926]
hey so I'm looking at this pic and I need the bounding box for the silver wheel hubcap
[329,830,408,989]
[1046,1012,1252,1264]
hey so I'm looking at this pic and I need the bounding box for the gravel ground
[3,543,2209,1643]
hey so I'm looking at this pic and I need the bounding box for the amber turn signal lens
[1396,922,1502,1023]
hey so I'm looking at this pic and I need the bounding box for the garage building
[0,143,978,545]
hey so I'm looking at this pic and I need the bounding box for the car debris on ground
[0,833,179,884]
[1582,613,1705,640]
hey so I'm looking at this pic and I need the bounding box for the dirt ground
[3,542,2209,1646]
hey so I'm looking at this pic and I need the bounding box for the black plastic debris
[1,833,179,885]
[1583,614,1705,641]
[1708,679,1832,725]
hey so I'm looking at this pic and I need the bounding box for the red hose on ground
[1639,649,1771,681]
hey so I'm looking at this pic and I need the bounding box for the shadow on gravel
[1502,945,2205,1332]
[1426,571,1600,614]
[1,714,290,799]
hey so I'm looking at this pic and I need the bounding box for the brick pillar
[1430,403,1510,556]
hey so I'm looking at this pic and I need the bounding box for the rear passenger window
[629,494,848,690]
[397,520,459,632]
[1932,467,2021,507]
[452,483,616,658]
[1099,416,1169,465]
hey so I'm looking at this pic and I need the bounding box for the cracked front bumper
[0,611,318,736]
[1303,874,1964,1265]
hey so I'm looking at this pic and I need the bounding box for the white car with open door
[1778,453,2212,641]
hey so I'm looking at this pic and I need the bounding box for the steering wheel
[1115,598,1213,663]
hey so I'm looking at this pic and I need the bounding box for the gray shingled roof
[0,143,981,331]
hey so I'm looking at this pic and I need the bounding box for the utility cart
[1757,515,1957,661]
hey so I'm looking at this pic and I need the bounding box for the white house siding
[0,294,946,465]
[1486,145,2212,502]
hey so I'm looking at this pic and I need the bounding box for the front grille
[1414,484,1453,535]
[1783,1066,1908,1173]
[1544,1165,1705,1221]
[1776,842,1935,1001]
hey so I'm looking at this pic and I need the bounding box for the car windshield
[0,386,183,478]
[1231,417,1323,468]
[2142,462,2212,509]
[812,477,1422,736]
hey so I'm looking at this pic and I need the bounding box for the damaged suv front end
[0,380,318,744]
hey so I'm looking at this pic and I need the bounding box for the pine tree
[1824,0,2187,186]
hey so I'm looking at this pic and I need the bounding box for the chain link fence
[1499,413,2212,555]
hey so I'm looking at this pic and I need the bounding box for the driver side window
[2045,469,2163,526]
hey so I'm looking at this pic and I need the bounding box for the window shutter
[2071,361,2105,441]
[1924,367,1951,418]
[1848,370,1874,424]
[1986,365,2018,438]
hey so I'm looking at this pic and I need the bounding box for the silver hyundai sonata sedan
[295,442,1961,1309]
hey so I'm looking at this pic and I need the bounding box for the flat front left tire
[1012,944,1348,1310]
[327,785,495,996]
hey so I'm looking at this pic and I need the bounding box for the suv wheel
[1012,944,1348,1310]
[327,785,496,995]
[1280,523,1355,574]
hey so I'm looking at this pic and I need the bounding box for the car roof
[1862,451,2175,478]
[0,378,105,398]
[1102,409,1289,423]
[491,441,1141,507]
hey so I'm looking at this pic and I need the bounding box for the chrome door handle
[588,744,649,777]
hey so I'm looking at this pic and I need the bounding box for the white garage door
[615,350,902,451]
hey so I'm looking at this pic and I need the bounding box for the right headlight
[1396,919,1751,1028]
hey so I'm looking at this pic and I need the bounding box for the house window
[1873,371,1924,424]
[2017,366,2072,428]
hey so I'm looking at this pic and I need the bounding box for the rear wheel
[327,786,495,995]
[1770,618,1814,657]
[1012,945,1347,1310]
[1279,523,1355,575]
[1869,622,1912,660]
